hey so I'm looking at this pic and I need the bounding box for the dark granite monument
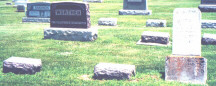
[198,0,216,12]
[17,5,25,12]
[44,2,97,41]
[22,2,50,23]
[50,2,90,28]
[119,0,152,15]
[165,8,207,84]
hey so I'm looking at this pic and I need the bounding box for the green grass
[0,0,216,85]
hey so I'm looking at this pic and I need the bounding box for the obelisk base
[165,55,207,84]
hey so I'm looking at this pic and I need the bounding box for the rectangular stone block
[51,2,90,28]
[14,1,27,7]
[26,2,51,18]
[202,20,216,28]
[119,9,152,15]
[83,0,102,3]
[141,31,169,44]
[172,8,201,56]
[44,28,98,41]
[146,19,166,27]
[165,56,207,84]
[22,17,50,23]
[198,4,216,12]
[3,57,42,74]
[201,0,216,4]
[202,33,216,45]
[93,63,135,80]
[17,5,25,12]
[98,18,117,26]
[123,0,147,10]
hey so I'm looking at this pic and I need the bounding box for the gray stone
[201,0,216,4]
[26,2,51,18]
[3,57,42,74]
[165,56,207,84]
[93,63,136,80]
[172,8,201,56]
[98,18,117,26]
[146,19,166,27]
[198,4,216,12]
[83,0,102,3]
[140,31,169,44]
[202,33,216,45]
[202,20,216,28]
[6,3,12,5]
[119,9,152,15]
[17,5,25,12]
[44,28,98,41]
[22,17,50,23]
[119,0,151,15]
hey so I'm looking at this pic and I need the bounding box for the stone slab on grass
[146,19,166,27]
[137,31,170,46]
[202,20,216,29]
[98,18,117,26]
[198,4,216,12]
[119,9,152,15]
[93,63,136,80]
[22,17,50,23]
[44,28,98,41]
[202,33,216,45]
[3,57,42,74]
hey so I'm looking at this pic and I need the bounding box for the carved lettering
[55,9,81,16]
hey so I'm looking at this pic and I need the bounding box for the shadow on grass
[159,72,165,80]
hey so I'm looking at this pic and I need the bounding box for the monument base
[165,55,207,84]
[198,4,216,12]
[44,28,98,41]
[22,17,50,23]
[119,9,152,15]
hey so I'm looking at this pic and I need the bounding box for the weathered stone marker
[146,19,166,27]
[17,5,25,12]
[119,0,152,15]
[44,2,98,41]
[3,57,42,74]
[165,8,207,84]
[22,2,50,23]
[202,20,216,28]
[198,0,216,12]
[93,63,136,80]
[137,31,170,46]
[98,18,117,26]
[202,33,216,45]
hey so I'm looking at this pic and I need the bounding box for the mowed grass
[0,0,215,85]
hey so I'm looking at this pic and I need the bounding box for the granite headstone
[26,2,50,18]
[199,0,216,12]
[201,0,216,4]
[51,2,90,28]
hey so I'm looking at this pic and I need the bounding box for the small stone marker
[44,2,98,41]
[6,3,12,5]
[3,57,42,74]
[93,63,136,80]
[17,5,25,12]
[22,2,50,23]
[202,20,216,28]
[165,8,207,84]
[14,0,28,7]
[198,0,216,12]
[202,33,216,45]
[119,0,152,15]
[83,0,102,3]
[146,19,166,27]
[137,31,170,46]
[98,18,117,26]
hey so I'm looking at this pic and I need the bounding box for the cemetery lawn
[0,0,216,85]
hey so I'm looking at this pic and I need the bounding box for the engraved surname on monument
[33,6,50,10]
[55,9,81,16]
[128,0,142,2]
[172,8,201,56]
